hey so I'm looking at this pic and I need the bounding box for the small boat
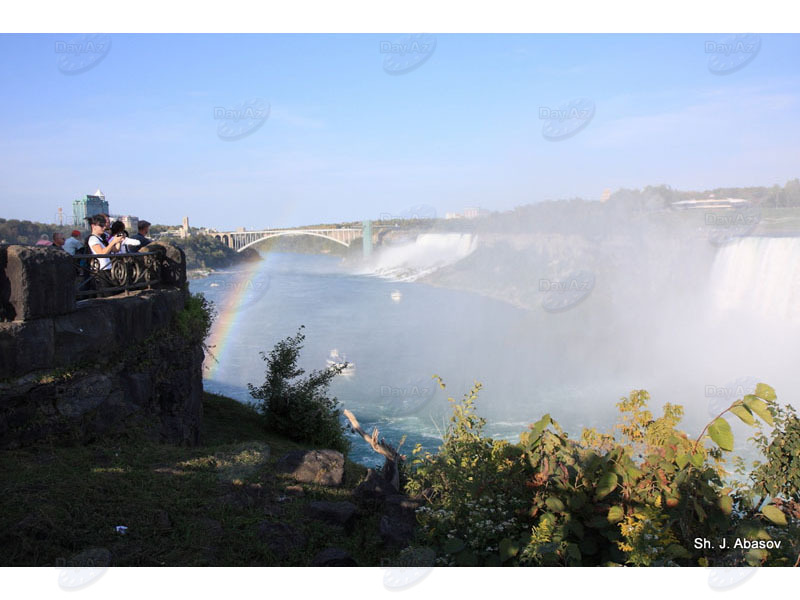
[209,282,220,287]
[390,290,402,302]
[327,349,355,376]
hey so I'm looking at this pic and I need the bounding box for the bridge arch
[236,230,357,252]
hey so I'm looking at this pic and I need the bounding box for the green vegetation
[0,218,63,245]
[0,392,388,566]
[405,379,800,566]
[175,292,216,346]
[248,326,351,455]
[175,234,261,270]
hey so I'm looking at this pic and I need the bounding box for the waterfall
[359,233,477,281]
[708,236,800,323]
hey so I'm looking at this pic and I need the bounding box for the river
[191,234,800,467]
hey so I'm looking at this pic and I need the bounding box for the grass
[0,392,395,566]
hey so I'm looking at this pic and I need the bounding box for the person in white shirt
[63,230,84,255]
[108,220,141,254]
[86,215,124,295]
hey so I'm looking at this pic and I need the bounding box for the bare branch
[343,408,401,491]
[344,409,398,460]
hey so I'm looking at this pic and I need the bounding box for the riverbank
[0,392,410,567]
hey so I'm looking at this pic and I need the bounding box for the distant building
[463,207,490,219]
[72,188,109,227]
[445,212,462,220]
[671,198,749,210]
[181,216,190,239]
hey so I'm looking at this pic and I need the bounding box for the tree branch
[343,408,401,491]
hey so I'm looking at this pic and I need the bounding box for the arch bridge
[213,225,372,254]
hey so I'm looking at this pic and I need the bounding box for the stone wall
[0,242,204,449]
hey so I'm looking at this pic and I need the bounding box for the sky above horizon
[0,33,799,230]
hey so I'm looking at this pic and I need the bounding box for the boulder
[310,547,358,567]
[274,450,344,486]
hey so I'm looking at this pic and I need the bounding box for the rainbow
[203,257,270,379]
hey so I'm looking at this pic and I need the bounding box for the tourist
[35,233,52,246]
[129,220,152,251]
[109,220,141,253]
[96,213,111,242]
[52,232,66,250]
[86,214,125,295]
[63,230,83,255]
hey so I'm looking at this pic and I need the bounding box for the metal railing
[72,250,163,298]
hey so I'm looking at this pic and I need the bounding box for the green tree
[248,326,351,454]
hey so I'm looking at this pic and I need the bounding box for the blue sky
[1,33,798,230]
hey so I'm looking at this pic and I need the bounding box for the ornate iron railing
[72,250,163,298]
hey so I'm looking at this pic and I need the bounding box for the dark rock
[55,374,112,418]
[353,468,398,503]
[0,278,200,449]
[91,391,142,436]
[379,495,423,548]
[120,373,153,409]
[306,501,357,526]
[256,521,306,560]
[3,245,75,320]
[310,547,358,567]
[52,302,114,368]
[0,319,55,379]
[0,244,10,321]
[104,294,153,344]
[274,450,344,486]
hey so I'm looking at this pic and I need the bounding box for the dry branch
[344,408,401,491]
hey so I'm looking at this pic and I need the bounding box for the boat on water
[326,348,356,376]
[390,290,402,302]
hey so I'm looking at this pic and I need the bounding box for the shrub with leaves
[247,326,350,454]
[407,381,799,566]
[176,292,216,345]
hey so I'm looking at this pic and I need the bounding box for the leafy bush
[247,326,350,454]
[176,292,216,345]
[407,380,799,567]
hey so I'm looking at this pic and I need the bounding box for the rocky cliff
[0,243,204,449]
